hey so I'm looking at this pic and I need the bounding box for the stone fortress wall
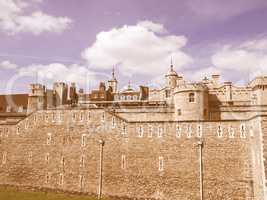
[2,66,267,199]
[0,108,266,200]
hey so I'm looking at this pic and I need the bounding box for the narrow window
[47,133,52,145]
[159,156,164,171]
[58,112,63,122]
[52,112,56,123]
[61,156,65,168]
[46,172,51,184]
[122,122,127,135]
[79,175,84,189]
[33,115,37,122]
[148,125,153,138]
[87,111,91,121]
[158,125,163,138]
[72,112,76,122]
[101,112,105,122]
[2,152,7,165]
[176,125,181,138]
[121,154,126,170]
[240,124,246,138]
[177,109,181,116]
[112,116,116,128]
[80,112,84,122]
[217,125,223,138]
[187,125,192,138]
[45,113,49,122]
[138,125,144,137]
[81,134,86,147]
[80,155,85,168]
[189,93,195,102]
[28,151,33,164]
[59,173,64,186]
[25,120,29,129]
[197,124,202,138]
[0,128,2,137]
[228,126,235,138]
[45,153,50,164]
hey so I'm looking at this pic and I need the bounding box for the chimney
[212,74,220,85]
[99,82,106,92]
[140,86,149,100]
[224,82,232,102]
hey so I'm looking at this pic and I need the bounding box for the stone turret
[108,68,118,93]
[69,83,78,105]
[53,82,68,107]
[27,84,46,114]
[165,62,178,89]
[173,83,209,121]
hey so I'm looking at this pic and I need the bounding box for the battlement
[53,82,68,87]
[174,83,208,93]
[29,84,46,96]
[29,83,45,90]
[249,76,267,89]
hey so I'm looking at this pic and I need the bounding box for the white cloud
[0,60,17,70]
[186,0,267,21]
[18,63,98,88]
[240,38,267,51]
[137,20,167,34]
[82,21,193,76]
[0,0,72,35]
[15,11,72,35]
[211,37,267,83]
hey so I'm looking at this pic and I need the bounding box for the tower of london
[1,63,267,200]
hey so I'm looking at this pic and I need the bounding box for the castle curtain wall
[0,109,264,200]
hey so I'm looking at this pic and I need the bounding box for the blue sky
[1,0,267,93]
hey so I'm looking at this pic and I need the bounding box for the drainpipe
[197,140,203,200]
[98,139,105,200]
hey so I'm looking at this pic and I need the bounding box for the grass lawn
[0,187,107,200]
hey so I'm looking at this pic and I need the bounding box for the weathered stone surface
[0,109,265,199]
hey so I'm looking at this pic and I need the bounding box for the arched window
[189,93,195,102]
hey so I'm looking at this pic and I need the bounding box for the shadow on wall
[208,93,221,121]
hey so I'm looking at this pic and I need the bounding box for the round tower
[173,83,209,121]
[165,61,178,89]
[249,76,267,105]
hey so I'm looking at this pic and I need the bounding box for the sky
[1,0,267,94]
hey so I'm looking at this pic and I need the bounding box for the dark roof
[0,94,28,113]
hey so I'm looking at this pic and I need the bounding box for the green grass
[0,187,107,200]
